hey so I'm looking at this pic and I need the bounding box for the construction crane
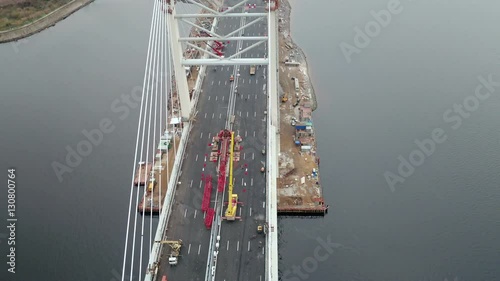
[224,131,238,220]
[155,239,183,265]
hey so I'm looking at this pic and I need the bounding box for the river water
[0,0,499,281]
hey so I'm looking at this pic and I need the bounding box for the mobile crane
[155,239,183,265]
[224,131,238,220]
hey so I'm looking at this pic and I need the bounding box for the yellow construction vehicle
[155,239,183,265]
[257,225,263,234]
[224,131,238,221]
[281,94,288,103]
[147,177,156,192]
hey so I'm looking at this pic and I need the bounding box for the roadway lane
[215,3,268,281]
[156,9,244,281]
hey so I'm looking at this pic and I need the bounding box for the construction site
[275,0,327,215]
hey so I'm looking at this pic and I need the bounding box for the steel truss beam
[169,0,269,120]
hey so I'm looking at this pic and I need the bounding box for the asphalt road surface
[157,2,268,281]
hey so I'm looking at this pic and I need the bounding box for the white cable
[120,0,161,279]
[148,0,162,255]
[154,0,166,253]
[131,0,162,278]
[138,0,163,278]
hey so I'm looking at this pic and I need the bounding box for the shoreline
[277,0,318,111]
[0,0,94,44]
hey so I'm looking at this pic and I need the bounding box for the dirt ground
[275,0,324,210]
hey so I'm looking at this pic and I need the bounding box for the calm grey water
[0,0,499,280]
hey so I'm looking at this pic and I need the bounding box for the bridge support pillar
[167,4,192,120]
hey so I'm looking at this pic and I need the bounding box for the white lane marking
[218,81,221,85]
[246,112,249,118]
[212,113,215,119]
[198,244,201,255]
[220,113,222,119]
[208,96,211,101]
[241,178,244,185]
[247,94,250,99]
[227,240,229,251]
[222,95,225,101]
[204,112,207,118]
[263,84,266,91]
[260,276,262,281]
[195,154,198,161]
[194,210,197,219]
[239,111,241,117]
[248,241,250,251]
[190,180,193,187]
[263,187,265,194]
[225,81,227,85]
[208,133,211,139]
[250,207,252,216]
[245,130,247,137]
[211,81,214,85]
[237,241,240,251]
[242,79,245,84]
[263,202,265,208]
[237,130,240,135]
[243,153,246,160]
[254,111,256,117]
[252,153,255,160]
[200,180,203,188]
[204,212,206,218]
[255,94,257,100]
[262,247,264,255]
[188,244,192,254]
[184,209,187,217]
[256,79,258,84]
[215,96,218,101]
[200,132,203,138]
[253,131,256,137]
[251,178,253,186]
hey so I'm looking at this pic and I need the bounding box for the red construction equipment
[217,130,231,192]
[202,175,213,212]
[205,208,215,229]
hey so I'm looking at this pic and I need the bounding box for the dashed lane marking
[188,244,192,254]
